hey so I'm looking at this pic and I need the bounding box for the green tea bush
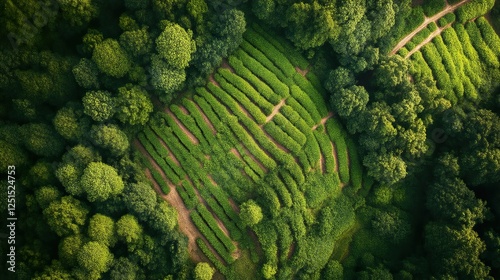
[171,105,211,152]
[456,0,495,24]
[197,204,236,253]
[314,131,335,173]
[244,27,299,74]
[273,114,307,146]
[264,122,302,155]
[181,99,217,145]
[465,21,500,68]
[305,72,326,96]
[215,73,267,124]
[282,101,315,127]
[191,211,234,264]
[421,43,453,95]
[476,17,500,56]
[196,238,227,273]
[290,85,322,123]
[229,56,282,104]
[438,13,456,27]
[239,42,288,81]
[237,50,290,99]
[346,138,362,192]
[292,73,328,116]
[218,69,275,115]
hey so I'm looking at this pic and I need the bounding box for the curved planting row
[137,25,363,278]
[408,17,500,103]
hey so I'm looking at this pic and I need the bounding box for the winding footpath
[390,0,471,56]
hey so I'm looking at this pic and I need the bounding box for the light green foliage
[80,162,125,202]
[262,263,277,279]
[82,91,115,122]
[43,196,89,237]
[116,84,153,126]
[76,241,114,279]
[92,39,131,78]
[195,262,215,280]
[123,182,157,216]
[53,104,90,141]
[116,214,143,245]
[156,23,195,69]
[35,185,61,209]
[88,214,117,247]
[90,124,129,156]
[55,163,82,195]
[20,123,64,158]
[59,234,84,267]
[29,161,56,186]
[150,54,186,98]
[147,201,177,233]
[72,58,100,89]
[239,200,263,227]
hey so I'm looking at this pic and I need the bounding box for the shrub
[217,68,274,114]
[196,238,227,274]
[236,49,290,99]
[346,138,363,192]
[432,36,463,97]
[244,27,298,74]
[421,43,453,95]
[465,21,499,68]
[438,13,456,27]
[313,131,336,174]
[191,211,234,264]
[204,196,242,240]
[228,56,282,104]
[264,122,302,155]
[215,73,267,124]
[171,104,211,152]
[422,0,446,17]
[239,41,288,81]
[250,23,310,69]
[456,0,495,24]
[273,114,307,146]
[197,204,236,253]
[283,100,315,127]
[292,73,329,116]
[476,17,500,56]
[290,85,322,123]
[182,99,217,143]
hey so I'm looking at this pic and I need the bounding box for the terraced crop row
[137,25,362,276]
[408,17,500,103]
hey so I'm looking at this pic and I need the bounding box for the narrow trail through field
[390,0,471,55]
[165,109,200,145]
[312,112,334,131]
[295,66,309,76]
[331,142,339,174]
[405,22,453,58]
[266,98,286,123]
[209,73,221,87]
[134,140,209,262]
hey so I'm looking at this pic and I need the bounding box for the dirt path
[312,112,334,131]
[319,152,325,174]
[209,73,221,87]
[405,22,453,58]
[165,109,200,145]
[390,0,471,55]
[330,141,339,174]
[295,66,309,76]
[221,59,235,73]
[266,98,286,123]
[190,100,217,135]
[134,140,208,262]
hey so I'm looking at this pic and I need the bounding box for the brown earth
[405,22,453,59]
[390,0,471,55]
[312,112,334,131]
[295,66,309,76]
[265,98,286,123]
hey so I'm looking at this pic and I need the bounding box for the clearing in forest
[136,23,367,279]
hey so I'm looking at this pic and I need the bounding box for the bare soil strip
[165,109,200,145]
[287,243,296,260]
[330,141,339,174]
[405,23,453,58]
[295,66,309,76]
[207,174,218,186]
[230,147,242,160]
[191,100,217,135]
[209,73,221,87]
[319,152,325,174]
[178,105,189,115]
[311,112,334,131]
[134,140,211,262]
[266,98,286,123]
[390,0,471,55]
[221,59,235,73]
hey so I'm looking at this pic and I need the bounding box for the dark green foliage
[422,0,446,17]
[20,123,64,158]
[119,27,152,57]
[72,58,100,89]
[53,103,91,141]
[90,124,130,156]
